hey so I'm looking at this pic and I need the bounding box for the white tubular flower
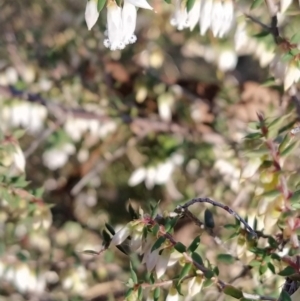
[145,166,157,189]
[187,275,204,297]
[271,55,300,90]
[170,0,188,30]
[128,167,147,186]
[105,1,124,51]
[104,0,152,50]
[155,161,174,184]
[187,0,201,31]
[122,2,138,45]
[199,0,213,35]
[12,144,26,174]
[284,63,300,91]
[170,0,201,31]
[155,249,171,279]
[218,0,234,38]
[110,225,131,246]
[166,287,179,301]
[85,0,100,30]
[211,0,223,37]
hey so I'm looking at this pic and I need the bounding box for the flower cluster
[128,153,184,189]
[110,214,205,300]
[170,0,234,37]
[85,0,153,51]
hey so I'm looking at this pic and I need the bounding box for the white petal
[155,161,174,184]
[156,250,170,279]
[125,0,153,9]
[13,146,26,173]
[188,275,204,297]
[211,0,223,37]
[200,0,213,35]
[218,0,234,38]
[111,225,131,246]
[130,232,143,251]
[145,167,157,189]
[122,2,137,45]
[85,0,100,30]
[128,167,147,186]
[166,288,179,301]
[170,0,188,30]
[187,0,201,31]
[146,249,159,272]
[107,3,124,50]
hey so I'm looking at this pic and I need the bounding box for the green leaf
[259,263,268,275]
[217,254,235,264]
[278,266,296,276]
[223,285,243,299]
[204,269,214,279]
[138,286,142,300]
[191,252,204,265]
[290,190,300,205]
[105,223,115,235]
[130,262,138,283]
[151,236,166,252]
[97,0,106,12]
[179,263,192,282]
[244,132,262,140]
[186,0,196,12]
[280,141,299,157]
[249,260,261,267]
[154,287,160,301]
[250,0,263,9]
[279,134,291,153]
[280,290,292,301]
[174,242,186,253]
[165,216,179,233]
[125,288,134,299]
[152,224,160,236]
[261,189,281,198]
[268,262,276,274]
[204,209,215,229]
[188,236,200,252]
[150,201,160,218]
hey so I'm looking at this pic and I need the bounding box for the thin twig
[175,197,257,238]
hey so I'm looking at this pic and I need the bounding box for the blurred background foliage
[1,0,300,300]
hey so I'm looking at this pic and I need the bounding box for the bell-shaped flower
[111,220,145,247]
[187,275,204,297]
[104,1,124,51]
[122,2,138,45]
[155,249,171,278]
[199,0,213,35]
[128,167,147,186]
[170,0,189,30]
[104,0,152,51]
[85,0,100,30]
[111,224,131,246]
[170,0,201,31]
[187,0,201,31]
[166,287,179,301]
